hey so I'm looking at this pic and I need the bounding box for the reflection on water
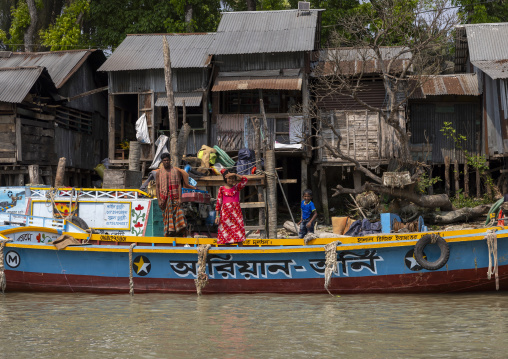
[0,292,507,358]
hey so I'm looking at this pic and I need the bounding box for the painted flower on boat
[135,205,144,211]
[134,222,143,228]
[36,233,41,243]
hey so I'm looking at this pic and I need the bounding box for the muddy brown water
[0,292,506,358]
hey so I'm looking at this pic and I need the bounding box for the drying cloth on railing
[344,219,382,237]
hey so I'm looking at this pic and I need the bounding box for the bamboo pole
[162,36,179,167]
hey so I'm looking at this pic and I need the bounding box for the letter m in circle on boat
[5,251,20,268]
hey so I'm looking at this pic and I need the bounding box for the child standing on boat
[215,169,248,245]
[298,189,318,239]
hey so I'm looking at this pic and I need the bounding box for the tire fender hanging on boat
[414,234,449,271]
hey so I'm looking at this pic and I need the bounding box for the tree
[86,0,222,49]
[39,0,89,51]
[453,0,508,24]
[310,0,459,210]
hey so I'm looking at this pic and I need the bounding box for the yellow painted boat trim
[3,225,507,253]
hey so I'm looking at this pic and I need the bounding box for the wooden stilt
[251,117,266,238]
[454,159,460,198]
[428,166,434,195]
[464,162,469,197]
[55,157,66,188]
[444,156,450,196]
[28,165,40,185]
[319,165,330,225]
[301,158,308,196]
[266,150,277,239]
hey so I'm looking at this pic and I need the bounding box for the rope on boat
[304,233,318,245]
[324,240,341,295]
[129,243,136,296]
[194,244,211,296]
[485,229,499,291]
[0,239,13,294]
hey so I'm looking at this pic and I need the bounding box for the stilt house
[209,7,323,195]
[98,33,215,167]
[0,50,108,186]
[455,23,508,160]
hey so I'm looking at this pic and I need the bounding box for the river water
[0,292,506,358]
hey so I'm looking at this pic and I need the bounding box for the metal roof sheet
[212,71,302,91]
[0,67,44,103]
[98,33,215,72]
[414,74,481,98]
[471,60,508,79]
[0,50,94,88]
[463,23,508,62]
[314,47,412,75]
[155,92,203,107]
[212,10,321,54]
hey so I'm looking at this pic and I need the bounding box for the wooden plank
[196,175,265,187]
[240,202,265,209]
[279,179,297,184]
[245,225,266,231]
[20,118,53,129]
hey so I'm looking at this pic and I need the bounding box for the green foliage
[87,0,222,49]
[441,121,495,195]
[39,0,90,50]
[453,0,508,24]
[451,191,493,209]
[1,0,30,50]
[416,172,442,194]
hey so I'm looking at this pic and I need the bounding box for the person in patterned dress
[215,169,248,245]
[156,153,195,236]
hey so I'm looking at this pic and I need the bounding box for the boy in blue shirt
[298,189,318,239]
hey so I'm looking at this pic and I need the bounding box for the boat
[0,186,505,294]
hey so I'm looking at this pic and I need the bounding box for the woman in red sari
[215,169,248,244]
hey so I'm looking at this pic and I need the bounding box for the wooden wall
[319,109,406,164]
[0,103,16,162]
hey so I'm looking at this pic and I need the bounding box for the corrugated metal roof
[463,23,508,62]
[315,47,412,75]
[155,92,203,107]
[0,50,94,88]
[0,66,44,103]
[212,70,302,91]
[212,10,321,54]
[413,74,482,98]
[471,60,508,79]
[98,33,215,72]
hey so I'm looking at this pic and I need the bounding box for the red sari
[215,176,248,244]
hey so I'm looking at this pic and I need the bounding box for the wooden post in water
[444,156,450,196]
[266,149,277,239]
[454,159,460,198]
[28,165,40,185]
[55,157,66,188]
